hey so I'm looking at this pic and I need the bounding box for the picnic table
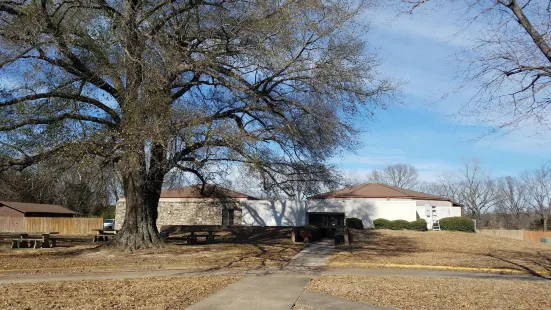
[185,230,218,244]
[159,226,222,244]
[11,232,59,249]
[92,229,118,242]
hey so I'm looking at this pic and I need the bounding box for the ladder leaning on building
[431,206,441,231]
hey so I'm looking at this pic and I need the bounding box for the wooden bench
[184,231,219,244]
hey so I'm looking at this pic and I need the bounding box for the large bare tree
[495,176,527,229]
[0,1,394,250]
[454,159,496,227]
[403,0,551,135]
[368,163,419,189]
[522,164,551,231]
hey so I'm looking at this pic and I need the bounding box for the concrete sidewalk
[295,290,395,310]
[286,239,334,269]
[187,275,311,310]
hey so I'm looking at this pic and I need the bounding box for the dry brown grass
[330,229,551,274]
[307,275,551,310]
[0,275,242,309]
[0,240,302,273]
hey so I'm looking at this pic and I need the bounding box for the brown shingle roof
[307,183,453,202]
[0,201,77,214]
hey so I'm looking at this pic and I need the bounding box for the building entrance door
[307,212,345,237]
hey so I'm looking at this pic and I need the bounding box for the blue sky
[334,3,551,181]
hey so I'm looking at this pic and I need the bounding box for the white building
[242,183,462,229]
[115,183,462,230]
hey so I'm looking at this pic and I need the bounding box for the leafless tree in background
[495,176,527,229]
[0,1,395,250]
[521,164,551,231]
[0,159,118,215]
[403,0,551,137]
[418,173,461,203]
[368,163,419,188]
[454,159,496,227]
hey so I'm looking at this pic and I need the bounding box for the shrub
[409,219,428,231]
[346,218,364,229]
[373,218,427,231]
[334,227,345,245]
[389,219,410,230]
[373,218,391,229]
[300,225,322,241]
[439,217,475,232]
[334,227,352,245]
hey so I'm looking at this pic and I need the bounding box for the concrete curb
[328,262,550,276]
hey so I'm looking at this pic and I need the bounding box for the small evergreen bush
[389,219,410,230]
[409,219,428,231]
[346,218,364,229]
[439,217,475,232]
[373,218,427,231]
[373,218,391,229]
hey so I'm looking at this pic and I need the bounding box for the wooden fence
[523,231,551,242]
[479,229,524,240]
[479,229,551,243]
[0,217,25,233]
[0,217,103,235]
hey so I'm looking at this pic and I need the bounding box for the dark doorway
[222,209,234,226]
[307,212,345,238]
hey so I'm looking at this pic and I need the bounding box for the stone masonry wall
[115,199,243,230]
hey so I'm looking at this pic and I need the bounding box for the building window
[222,209,234,226]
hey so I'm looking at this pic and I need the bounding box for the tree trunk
[110,143,166,251]
[544,216,548,232]
[111,169,164,251]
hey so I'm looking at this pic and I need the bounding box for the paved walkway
[295,290,394,310]
[188,275,311,310]
[188,239,336,310]
[0,265,548,285]
[285,239,334,270]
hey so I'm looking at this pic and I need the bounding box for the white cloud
[363,4,474,48]
[475,127,551,154]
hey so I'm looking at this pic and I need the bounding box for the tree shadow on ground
[222,243,301,268]
[488,251,551,279]
[0,244,103,260]
[344,229,418,258]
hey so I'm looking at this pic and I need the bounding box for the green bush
[373,218,391,229]
[389,219,410,230]
[373,218,427,231]
[408,219,428,231]
[439,217,475,232]
[346,218,364,229]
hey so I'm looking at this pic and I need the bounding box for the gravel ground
[0,242,302,273]
[331,229,551,273]
[307,275,551,310]
[291,306,318,310]
[0,275,242,309]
